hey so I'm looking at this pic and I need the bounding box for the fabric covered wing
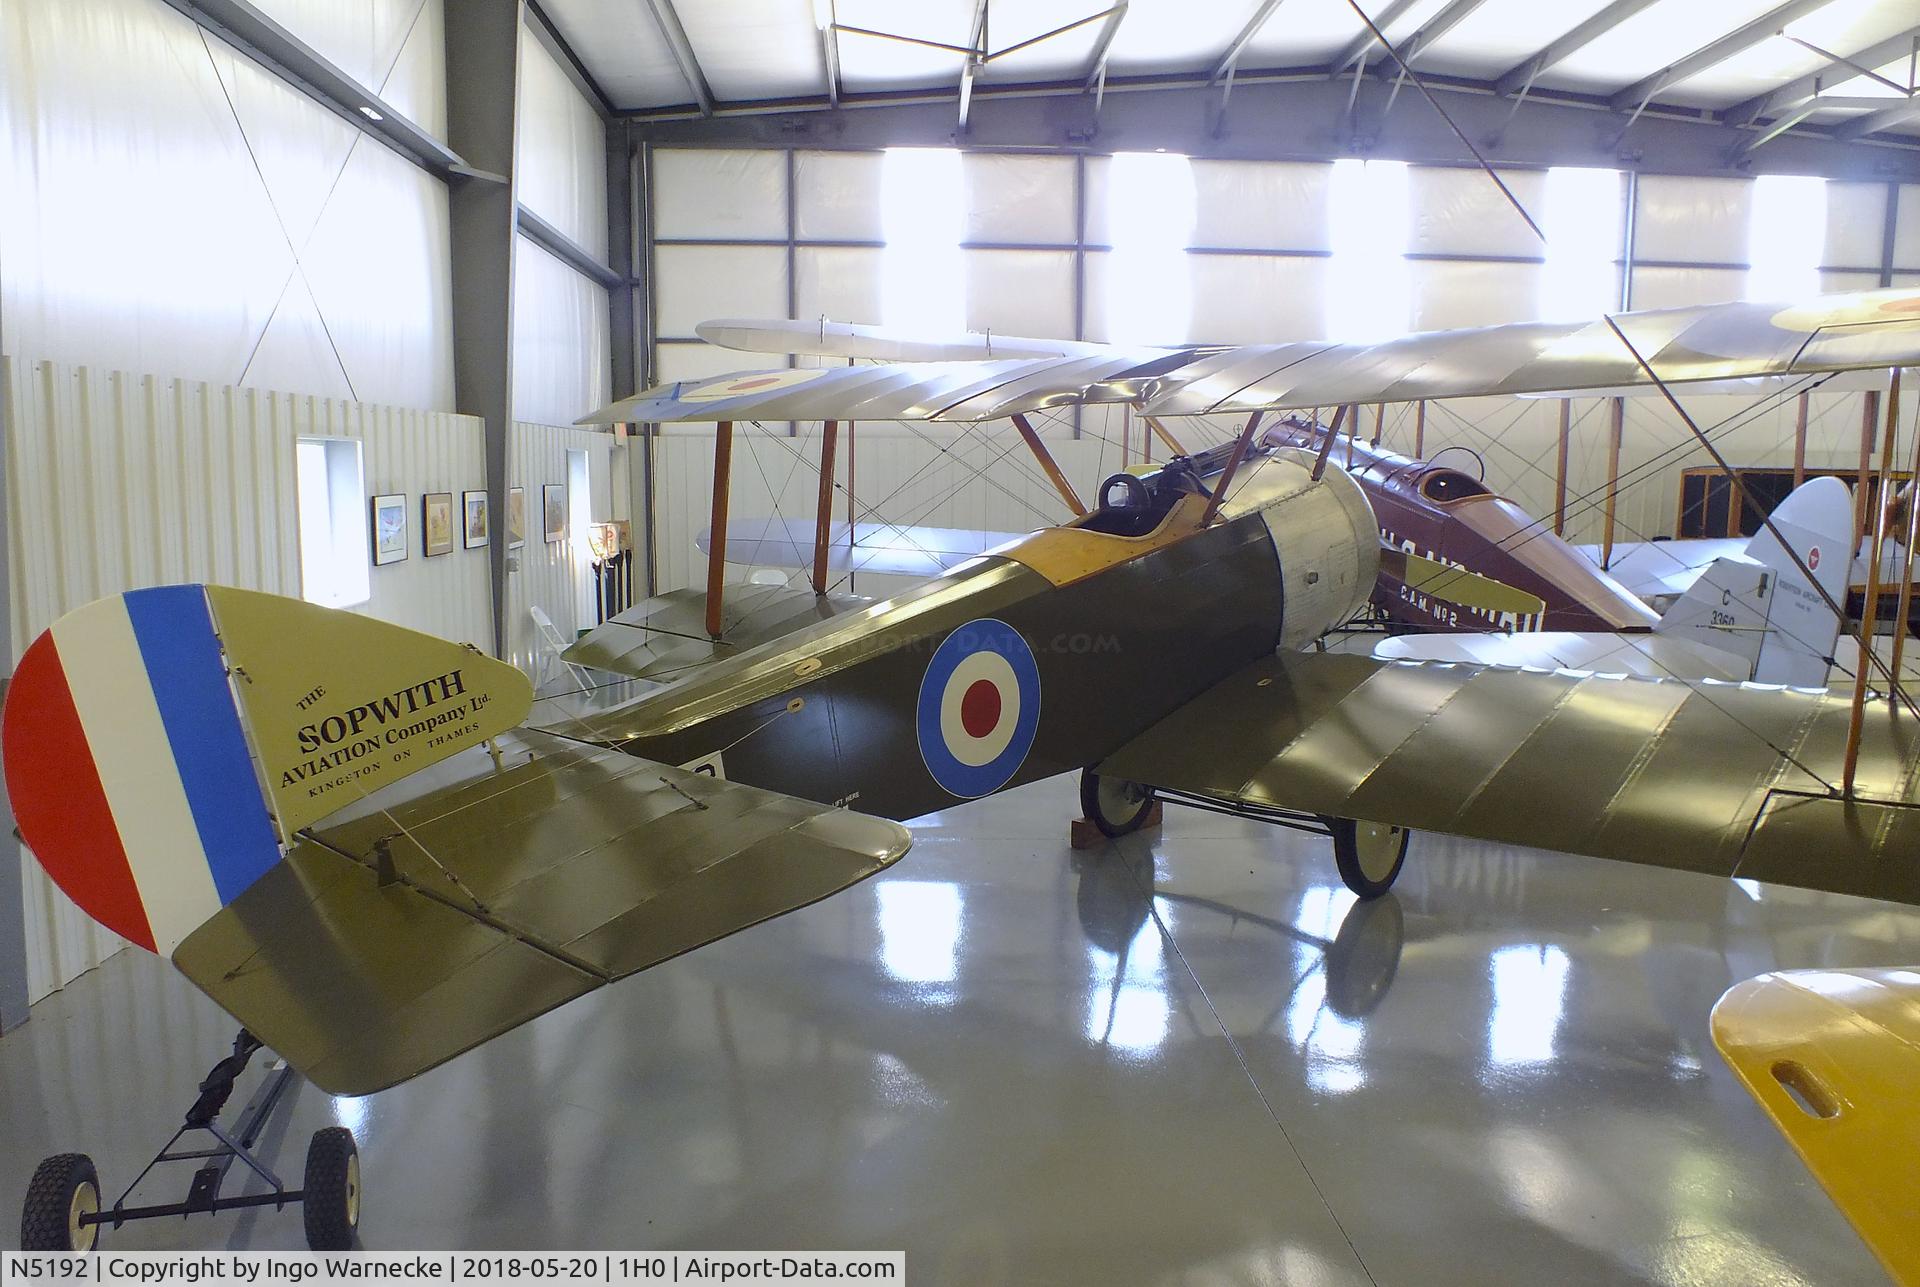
[563,584,873,681]
[172,729,911,1095]
[1098,652,1920,904]
[581,289,1920,425]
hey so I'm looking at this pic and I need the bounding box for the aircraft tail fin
[1648,477,1851,687]
[2,586,531,956]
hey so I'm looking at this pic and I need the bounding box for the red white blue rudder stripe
[916,618,1041,798]
[3,586,281,955]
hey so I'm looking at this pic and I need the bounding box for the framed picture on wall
[463,490,489,548]
[371,494,407,566]
[423,491,454,557]
[543,484,566,544]
[508,487,526,549]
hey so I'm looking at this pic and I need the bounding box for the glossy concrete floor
[5,770,1917,1284]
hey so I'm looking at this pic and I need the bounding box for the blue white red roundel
[917,619,1041,798]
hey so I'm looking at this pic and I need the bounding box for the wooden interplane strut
[1010,412,1087,516]
[706,420,734,638]
[813,420,839,595]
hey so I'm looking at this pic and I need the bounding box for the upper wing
[583,288,1920,425]
[174,728,910,1095]
[1097,650,1920,905]
[1712,968,1920,1285]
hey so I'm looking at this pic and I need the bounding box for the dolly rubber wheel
[303,1127,360,1251]
[1325,816,1410,899]
[21,1153,100,1251]
[1080,769,1156,838]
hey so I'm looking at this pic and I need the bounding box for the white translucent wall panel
[1190,160,1333,252]
[1634,175,1754,264]
[296,142,455,409]
[1186,256,1329,343]
[962,153,1075,244]
[378,0,446,141]
[248,0,443,135]
[1407,166,1548,258]
[512,237,611,425]
[517,21,608,260]
[4,355,490,1000]
[1821,269,1881,295]
[797,246,883,324]
[964,251,1075,338]
[1826,182,1888,268]
[795,150,885,241]
[508,422,615,675]
[655,245,787,337]
[656,342,765,387]
[1894,185,1920,270]
[1,0,452,410]
[1629,265,1747,310]
[1411,260,1548,330]
[653,148,786,240]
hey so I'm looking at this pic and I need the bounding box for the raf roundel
[917,619,1042,798]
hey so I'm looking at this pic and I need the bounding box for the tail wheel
[1080,769,1156,838]
[21,1153,100,1252]
[1325,816,1410,899]
[303,1127,360,1251]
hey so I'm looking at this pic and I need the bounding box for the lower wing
[1097,650,1920,904]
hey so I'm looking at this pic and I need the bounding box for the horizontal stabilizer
[1379,547,1546,617]
[2,586,529,956]
[564,584,872,681]
[698,518,1022,579]
[172,729,911,1094]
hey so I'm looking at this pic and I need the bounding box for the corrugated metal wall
[4,355,611,1001]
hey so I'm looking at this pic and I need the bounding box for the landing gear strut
[18,1030,360,1251]
[1079,769,1159,838]
[1139,784,1413,898]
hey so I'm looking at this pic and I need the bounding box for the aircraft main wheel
[1325,816,1410,899]
[1080,769,1156,838]
[21,1153,100,1252]
[303,1127,360,1251]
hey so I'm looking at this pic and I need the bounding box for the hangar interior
[5,0,1920,1279]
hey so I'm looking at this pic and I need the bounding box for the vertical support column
[1413,399,1425,458]
[1846,371,1901,794]
[445,0,524,659]
[707,421,734,638]
[1602,397,1623,569]
[785,148,799,437]
[607,123,638,403]
[1072,153,1087,441]
[639,142,660,598]
[0,358,26,1029]
[813,420,839,595]
[1553,398,1571,536]
[1793,391,1808,486]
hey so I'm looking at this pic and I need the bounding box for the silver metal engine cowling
[1218,447,1381,650]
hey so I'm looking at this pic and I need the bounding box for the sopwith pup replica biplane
[9,287,1920,1120]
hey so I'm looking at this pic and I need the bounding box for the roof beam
[526,0,616,117]
[1493,0,1659,97]
[1212,0,1290,83]
[1835,94,1920,141]
[1727,27,1920,125]
[958,0,989,128]
[1364,0,1489,70]
[1329,0,1421,74]
[156,0,467,177]
[626,71,1920,183]
[1084,0,1129,90]
[1608,0,1837,114]
[640,0,714,118]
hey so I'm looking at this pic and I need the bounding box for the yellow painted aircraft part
[205,588,532,833]
[996,495,1211,588]
[1401,551,1548,617]
[1712,967,1920,1286]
